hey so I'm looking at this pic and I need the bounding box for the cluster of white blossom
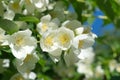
[109,59,120,73]
[0,28,39,80]
[76,47,104,79]
[53,47,105,79]
[0,0,97,79]
[37,14,97,66]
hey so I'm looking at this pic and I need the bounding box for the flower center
[15,37,24,47]
[59,33,70,45]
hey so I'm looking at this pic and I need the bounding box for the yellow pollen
[15,37,24,47]
[59,34,70,45]
[78,40,84,48]
[42,24,48,32]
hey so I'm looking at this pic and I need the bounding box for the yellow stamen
[15,37,24,47]
[59,33,70,45]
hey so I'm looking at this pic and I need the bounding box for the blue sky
[92,8,115,36]
[68,5,115,37]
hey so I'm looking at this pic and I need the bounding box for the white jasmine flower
[2,1,15,20]
[95,65,104,77]
[10,73,24,80]
[78,47,95,63]
[109,59,117,72]
[32,0,49,12]
[8,0,22,13]
[109,59,120,73]
[73,34,95,49]
[14,52,39,74]
[76,62,93,78]
[40,30,58,52]
[56,27,74,50]
[116,64,120,73]
[37,14,59,35]
[8,29,37,59]
[76,47,95,78]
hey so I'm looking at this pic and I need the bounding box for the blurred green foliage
[0,0,120,80]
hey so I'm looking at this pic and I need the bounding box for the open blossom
[2,1,15,20]
[40,30,58,52]
[78,47,95,63]
[8,29,37,59]
[14,52,39,74]
[95,65,104,78]
[76,47,95,78]
[56,27,74,50]
[77,62,93,78]
[21,0,49,14]
[32,0,49,12]
[109,59,120,73]
[10,73,24,80]
[37,14,59,35]
[73,34,95,49]
[8,0,22,13]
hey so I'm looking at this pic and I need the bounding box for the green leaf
[18,16,39,23]
[87,16,95,25]
[0,19,19,34]
[70,0,85,22]
[95,0,115,21]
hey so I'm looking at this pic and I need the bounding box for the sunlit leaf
[0,19,19,34]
